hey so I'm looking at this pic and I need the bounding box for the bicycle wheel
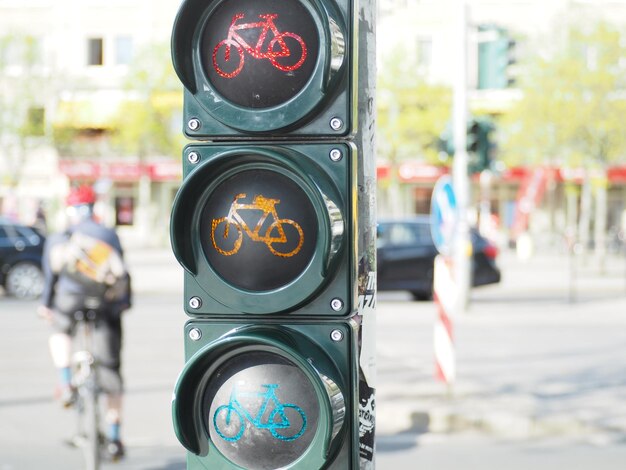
[267,219,304,258]
[212,39,244,78]
[213,405,245,442]
[81,377,101,470]
[269,404,307,442]
[268,33,307,72]
[211,218,243,256]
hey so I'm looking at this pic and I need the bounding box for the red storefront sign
[377,163,626,185]
[58,161,100,179]
[397,162,448,183]
[59,160,182,182]
[608,167,626,183]
[148,161,182,181]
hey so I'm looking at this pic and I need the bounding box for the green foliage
[51,125,78,155]
[110,42,185,157]
[377,47,452,165]
[501,21,626,169]
[0,34,49,185]
[0,35,46,138]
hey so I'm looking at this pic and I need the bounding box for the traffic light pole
[355,1,377,468]
[452,1,471,313]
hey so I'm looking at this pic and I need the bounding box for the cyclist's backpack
[51,231,129,303]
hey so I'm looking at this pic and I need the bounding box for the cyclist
[38,185,131,460]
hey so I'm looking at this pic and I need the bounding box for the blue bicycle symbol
[213,384,307,442]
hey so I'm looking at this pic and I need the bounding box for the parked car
[0,218,45,299]
[377,216,501,300]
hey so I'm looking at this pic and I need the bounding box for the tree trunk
[578,172,592,263]
[593,172,608,274]
[565,182,578,247]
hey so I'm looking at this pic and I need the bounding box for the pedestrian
[33,200,47,234]
[38,185,131,460]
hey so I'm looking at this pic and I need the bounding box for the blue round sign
[430,175,457,256]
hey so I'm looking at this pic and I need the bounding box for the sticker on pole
[430,175,457,256]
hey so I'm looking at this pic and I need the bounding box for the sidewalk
[377,249,626,443]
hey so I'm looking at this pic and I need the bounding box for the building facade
[376,0,626,248]
[0,0,182,246]
[1,0,625,248]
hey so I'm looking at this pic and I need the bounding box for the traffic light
[170,142,355,316]
[437,119,495,173]
[169,0,366,468]
[173,321,356,470]
[466,120,480,154]
[171,0,355,138]
[478,25,516,90]
[467,118,495,173]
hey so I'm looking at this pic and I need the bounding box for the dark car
[377,216,501,300]
[0,218,45,299]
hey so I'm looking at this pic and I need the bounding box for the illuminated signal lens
[200,168,318,292]
[202,0,319,109]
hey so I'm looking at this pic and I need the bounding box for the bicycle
[213,384,307,442]
[212,12,307,78]
[67,309,104,470]
[210,193,304,258]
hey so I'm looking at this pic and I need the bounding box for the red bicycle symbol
[212,13,308,79]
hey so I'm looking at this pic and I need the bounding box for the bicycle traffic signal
[173,321,357,470]
[170,142,356,315]
[169,0,370,469]
[171,0,355,137]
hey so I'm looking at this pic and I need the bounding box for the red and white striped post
[433,255,457,386]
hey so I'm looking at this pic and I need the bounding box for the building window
[87,38,103,66]
[115,36,133,65]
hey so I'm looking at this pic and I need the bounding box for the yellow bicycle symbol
[211,193,304,258]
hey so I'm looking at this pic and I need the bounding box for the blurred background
[0,0,624,256]
[1,0,626,469]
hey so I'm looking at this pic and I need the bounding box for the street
[1,248,626,469]
[0,293,186,470]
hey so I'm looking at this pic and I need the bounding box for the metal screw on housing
[187,118,201,131]
[329,148,343,162]
[329,117,344,131]
[189,328,202,341]
[187,151,200,164]
[330,329,344,342]
[188,296,202,310]
[330,298,344,312]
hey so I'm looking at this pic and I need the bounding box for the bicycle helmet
[66,185,96,206]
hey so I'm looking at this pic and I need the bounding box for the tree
[50,42,184,159]
[377,47,452,215]
[111,42,184,158]
[107,42,185,244]
[0,34,51,188]
[501,21,626,265]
